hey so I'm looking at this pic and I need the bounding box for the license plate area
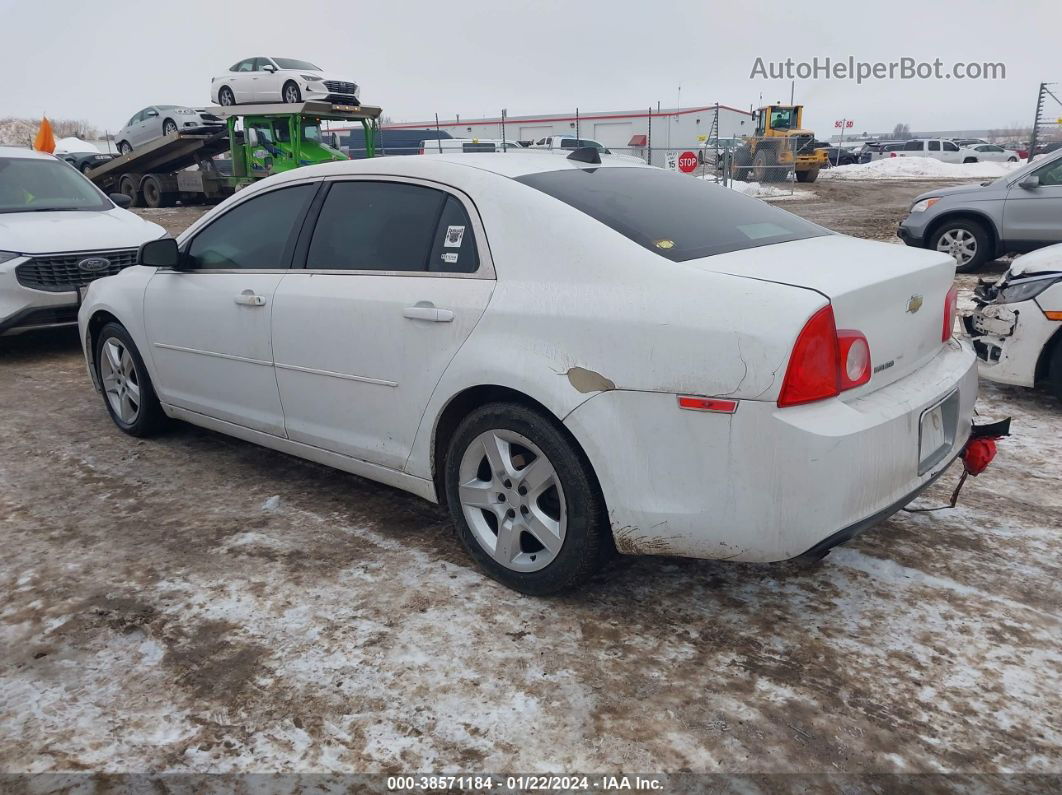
[918,390,959,475]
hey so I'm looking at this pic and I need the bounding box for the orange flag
[33,117,56,153]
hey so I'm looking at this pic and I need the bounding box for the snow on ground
[822,157,1024,180]
[703,175,816,201]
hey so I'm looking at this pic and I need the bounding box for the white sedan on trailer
[965,243,1062,400]
[78,150,977,594]
[209,57,359,107]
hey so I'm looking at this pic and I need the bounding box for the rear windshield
[514,166,829,262]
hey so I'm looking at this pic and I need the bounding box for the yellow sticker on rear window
[655,239,675,249]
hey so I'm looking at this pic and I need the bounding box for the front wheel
[444,403,609,595]
[95,322,167,437]
[963,157,977,164]
[930,219,991,273]
[163,118,178,136]
[1008,156,1018,162]
[282,81,302,103]
[795,168,819,183]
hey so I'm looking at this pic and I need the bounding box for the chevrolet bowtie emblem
[907,295,924,314]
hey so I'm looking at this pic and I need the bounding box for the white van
[418,139,524,154]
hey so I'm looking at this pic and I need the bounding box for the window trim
[291,174,496,280]
[174,179,325,273]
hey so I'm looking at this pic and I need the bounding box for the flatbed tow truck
[86,101,381,207]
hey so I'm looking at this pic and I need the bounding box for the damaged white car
[965,243,1062,401]
[78,151,978,594]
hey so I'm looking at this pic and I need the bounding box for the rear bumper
[563,340,977,562]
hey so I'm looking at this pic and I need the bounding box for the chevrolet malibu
[77,152,977,594]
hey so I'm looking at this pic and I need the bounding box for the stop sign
[677,151,698,173]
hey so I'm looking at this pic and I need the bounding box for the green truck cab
[235,111,360,177]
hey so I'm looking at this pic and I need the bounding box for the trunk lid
[685,235,956,394]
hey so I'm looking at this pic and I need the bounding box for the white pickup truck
[893,138,965,163]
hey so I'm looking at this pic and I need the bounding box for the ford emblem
[78,257,111,273]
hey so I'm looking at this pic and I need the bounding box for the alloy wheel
[163,120,178,136]
[284,84,300,103]
[219,89,234,106]
[458,429,567,572]
[99,337,141,424]
[936,228,977,266]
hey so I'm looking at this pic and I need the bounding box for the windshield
[273,58,321,70]
[0,156,111,214]
[769,108,796,130]
[515,166,829,262]
[302,123,322,143]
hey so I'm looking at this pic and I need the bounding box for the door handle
[234,290,267,307]
[403,303,454,322]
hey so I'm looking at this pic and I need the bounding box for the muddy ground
[1,179,1059,779]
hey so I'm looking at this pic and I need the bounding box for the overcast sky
[1,0,1055,135]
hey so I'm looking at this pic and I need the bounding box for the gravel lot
[1,179,1059,779]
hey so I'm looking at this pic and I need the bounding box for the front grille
[793,134,816,154]
[324,81,357,97]
[15,249,138,292]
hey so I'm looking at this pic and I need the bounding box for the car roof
[0,146,56,160]
[289,152,653,182]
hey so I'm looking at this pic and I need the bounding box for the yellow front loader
[732,105,829,183]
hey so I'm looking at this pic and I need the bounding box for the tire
[141,176,164,208]
[94,322,167,437]
[754,149,785,182]
[163,118,178,137]
[1008,156,1018,162]
[118,141,132,156]
[444,403,609,595]
[731,147,752,181]
[282,81,302,104]
[80,162,94,174]
[118,175,141,208]
[218,86,235,106]
[796,168,819,183]
[929,218,991,273]
[963,157,977,164]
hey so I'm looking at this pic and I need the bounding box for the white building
[376,104,753,166]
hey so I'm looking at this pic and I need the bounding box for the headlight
[910,198,941,212]
[178,108,196,114]
[300,74,322,82]
[995,276,1061,304]
[0,250,21,265]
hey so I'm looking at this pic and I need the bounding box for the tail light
[419,146,424,154]
[943,285,958,342]
[778,306,873,407]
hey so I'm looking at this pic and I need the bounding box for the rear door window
[929,140,941,151]
[306,181,445,271]
[904,140,923,151]
[515,166,828,262]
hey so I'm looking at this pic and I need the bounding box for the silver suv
[898,150,1062,272]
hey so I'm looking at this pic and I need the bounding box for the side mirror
[138,238,180,268]
[263,64,277,73]
[1019,176,1040,190]
[109,192,132,209]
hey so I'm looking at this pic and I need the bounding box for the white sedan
[78,152,977,594]
[209,57,359,107]
[960,143,1021,163]
[965,244,1062,399]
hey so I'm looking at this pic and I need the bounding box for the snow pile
[701,175,814,200]
[54,137,99,154]
[822,157,1024,180]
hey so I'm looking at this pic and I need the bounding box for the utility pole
[501,108,507,151]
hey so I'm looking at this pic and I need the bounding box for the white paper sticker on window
[444,225,465,248]
[441,252,459,264]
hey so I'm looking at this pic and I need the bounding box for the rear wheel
[731,147,752,181]
[163,118,178,136]
[796,168,819,183]
[963,157,977,164]
[117,141,132,156]
[141,176,164,208]
[95,322,166,437]
[1008,156,1018,162]
[118,175,141,207]
[930,219,991,273]
[218,86,235,106]
[282,81,302,104]
[444,403,609,595]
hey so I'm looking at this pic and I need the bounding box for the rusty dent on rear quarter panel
[566,367,616,393]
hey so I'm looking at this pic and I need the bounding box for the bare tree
[891,123,911,140]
